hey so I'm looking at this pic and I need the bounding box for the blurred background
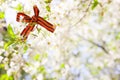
[0,0,120,80]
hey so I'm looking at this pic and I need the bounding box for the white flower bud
[0,56,3,63]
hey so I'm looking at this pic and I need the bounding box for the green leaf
[4,41,14,50]
[90,68,100,75]
[0,74,13,80]
[46,5,51,12]
[36,27,41,33]
[14,3,23,11]
[0,64,4,69]
[43,15,49,20]
[60,63,65,69]
[107,42,117,51]
[38,66,46,74]
[95,52,104,57]
[33,54,40,61]
[116,32,120,40]
[86,64,101,76]
[44,0,52,4]
[91,0,99,10]
[0,12,5,19]
[23,45,28,53]
[7,24,16,39]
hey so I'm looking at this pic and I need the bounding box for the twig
[73,0,93,25]
[78,35,109,54]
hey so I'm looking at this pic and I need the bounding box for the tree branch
[73,0,93,25]
[78,35,109,54]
